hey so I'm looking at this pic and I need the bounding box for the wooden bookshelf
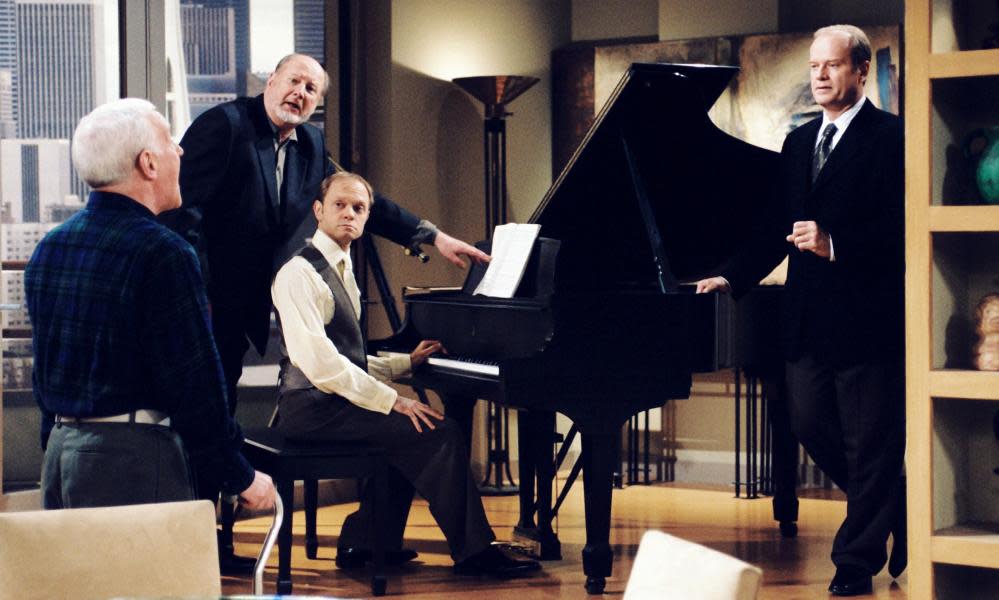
[906,1,999,597]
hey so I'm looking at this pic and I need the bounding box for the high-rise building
[0,137,77,332]
[293,0,324,64]
[181,3,236,89]
[0,138,76,227]
[181,0,248,94]
[0,0,16,137]
[0,70,14,138]
[16,0,112,202]
[179,1,245,120]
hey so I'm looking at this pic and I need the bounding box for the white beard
[275,107,306,126]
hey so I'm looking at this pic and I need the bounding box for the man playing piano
[697,24,905,597]
[271,171,540,578]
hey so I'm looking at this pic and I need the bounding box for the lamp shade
[452,75,539,117]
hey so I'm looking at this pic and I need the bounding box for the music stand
[453,75,538,495]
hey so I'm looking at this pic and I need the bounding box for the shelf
[929,76,999,206]
[929,206,999,231]
[933,525,999,568]
[930,370,999,399]
[911,1,999,596]
[930,233,999,369]
[929,49,999,79]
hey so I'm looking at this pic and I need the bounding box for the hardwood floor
[223,483,908,599]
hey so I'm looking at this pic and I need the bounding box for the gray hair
[71,98,167,188]
[814,25,872,69]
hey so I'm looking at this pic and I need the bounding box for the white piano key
[427,356,500,376]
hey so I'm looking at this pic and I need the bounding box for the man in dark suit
[697,25,905,596]
[161,53,487,573]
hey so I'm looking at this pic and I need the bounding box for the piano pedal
[510,527,541,559]
[496,538,539,560]
[512,525,562,561]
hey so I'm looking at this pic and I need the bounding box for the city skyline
[0,1,316,389]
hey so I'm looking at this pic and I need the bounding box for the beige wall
[659,0,779,40]
[571,0,658,42]
[778,0,903,32]
[658,0,903,42]
[362,1,570,334]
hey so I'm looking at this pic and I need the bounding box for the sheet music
[473,223,541,298]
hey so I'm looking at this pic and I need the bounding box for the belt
[55,409,171,427]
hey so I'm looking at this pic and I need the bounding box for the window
[166,0,323,137]
[1,0,120,492]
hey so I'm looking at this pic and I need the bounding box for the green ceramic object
[965,127,999,204]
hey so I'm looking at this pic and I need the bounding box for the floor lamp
[453,75,539,239]
[453,75,538,495]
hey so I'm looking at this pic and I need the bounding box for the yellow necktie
[338,258,362,317]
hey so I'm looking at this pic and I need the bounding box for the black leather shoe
[335,547,419,569]
[828,566,873,596]
[219,550,257,576]
[454,545,541,578]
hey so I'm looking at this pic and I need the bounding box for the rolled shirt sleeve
[369,352,412,382]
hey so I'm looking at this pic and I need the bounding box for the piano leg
[514,410,561,560]
[581,432,616,594]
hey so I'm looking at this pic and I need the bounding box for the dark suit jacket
[723,100,904,364]
[163,95,426,354]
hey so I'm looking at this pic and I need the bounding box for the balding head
[264,54,327,136]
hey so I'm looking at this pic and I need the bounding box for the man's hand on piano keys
[410,340,443,367]
[695,276,731,294]
[433,231,491,268]
[392,396,444,433]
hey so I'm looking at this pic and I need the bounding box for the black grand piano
[382,63,783,594]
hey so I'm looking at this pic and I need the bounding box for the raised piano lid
[530,63,778,292]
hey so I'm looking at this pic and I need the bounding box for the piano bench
[238,427,390,597]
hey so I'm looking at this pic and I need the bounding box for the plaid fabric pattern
[25,191,253,495]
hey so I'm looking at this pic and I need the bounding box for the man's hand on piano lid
[410,340,443,367]
[433,231,491,269]
[786,220,831,258]
[392,396,444,433]
[695,277,731,294]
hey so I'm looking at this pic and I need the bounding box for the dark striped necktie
[811,123,838,182]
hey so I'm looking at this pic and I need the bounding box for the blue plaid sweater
[25,191,254,495]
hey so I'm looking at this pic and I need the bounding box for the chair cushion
[242,426,386,458]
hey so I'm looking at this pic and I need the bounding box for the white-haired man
[697,25,905,596]
[25,98,275,514]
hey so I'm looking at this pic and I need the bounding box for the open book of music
[472,223,541,298]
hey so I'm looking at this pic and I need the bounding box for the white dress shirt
[816,96,866,262]
[271,229,412,414]
[815,96,866,153]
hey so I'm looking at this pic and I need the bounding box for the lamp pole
[453,75,538,495]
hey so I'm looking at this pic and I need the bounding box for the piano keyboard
[427,356,500,377]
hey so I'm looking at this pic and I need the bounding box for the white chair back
[623,530,762,600]
[0,500,220,600]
